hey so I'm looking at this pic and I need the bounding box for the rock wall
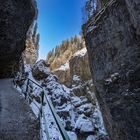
[24,22,39,64]
[69,52,92,83]
[0,0,36,78]
[83,0,140,140]
[53,49,92,87]
[53,69,71,87]
[96,0,111,11]
[24,37,38,64]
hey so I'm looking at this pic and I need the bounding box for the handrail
[45,95,70,140]
[27,79,70,140]
[13,77,50,140]
[27,78,43,89]
[13,76,70,140]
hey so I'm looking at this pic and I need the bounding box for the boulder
[32,60,50,80]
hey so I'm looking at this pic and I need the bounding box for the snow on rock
[92,104,107,135]
[55,62,69,71]
[16,62,107,140]
[44,74,70,106]
[67,131,78,140]
[73,75,81,81]
[43,98,64,140]
[75,114,95,133]
[17,64,65,140]
[73,47,87,57]
[34,60,50,73]
[71,96,88,108]
[43,73,106,138]
[44,73,106,138]
[32,60,51,80]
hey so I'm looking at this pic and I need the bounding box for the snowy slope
[15,61,108,140]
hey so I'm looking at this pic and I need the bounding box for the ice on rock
[77,103,94,116]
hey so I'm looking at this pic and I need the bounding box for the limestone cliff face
[0,0,36,78]
[70,52,92,83]
[53,48,92,87]
[83,0,140,140]
[53,68,71,87]
[24,36,38,64]
[24,22,39,64]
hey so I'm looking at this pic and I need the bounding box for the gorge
[0,0,140,140]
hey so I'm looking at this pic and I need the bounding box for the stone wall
[84,0,140,140]
[0,0,36,78]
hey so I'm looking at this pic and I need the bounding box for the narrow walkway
[0,79,39,140]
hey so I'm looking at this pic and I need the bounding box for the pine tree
[46,35,86,70]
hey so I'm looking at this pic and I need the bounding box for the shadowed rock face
[70,52,92,83]
[84,0,140,140]
[53,51,92,87]
[0,0,36,78]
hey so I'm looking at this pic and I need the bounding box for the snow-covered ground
[15,65,65,140]
[42,97,64,140]
[15,61,107,140]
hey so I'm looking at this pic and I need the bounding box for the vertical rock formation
[24,22,40,64]
[53,48,92,87]
[83,0,140,140]
[69,51,92,83]
[0,0,37,78]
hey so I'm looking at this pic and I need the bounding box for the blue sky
[36,0,85,59]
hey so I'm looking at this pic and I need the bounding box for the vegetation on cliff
[24,22,40,64]
[46,35,85,70]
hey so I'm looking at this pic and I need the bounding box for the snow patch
[56,62,69,71]
[73,47,87,57]
[73,75,81,81]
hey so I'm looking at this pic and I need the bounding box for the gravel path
[0,79,39,140]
